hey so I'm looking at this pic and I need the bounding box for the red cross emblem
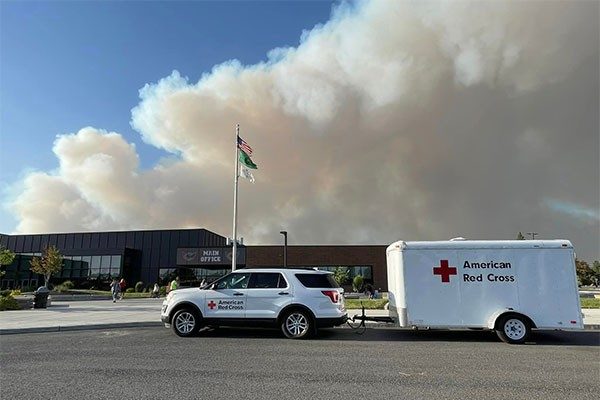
[433,260,457,283]
[207,300,217,310]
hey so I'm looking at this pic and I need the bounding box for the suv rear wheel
[172,308,200,337]
[281,309,313,339]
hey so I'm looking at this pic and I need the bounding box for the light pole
[280,231,287,268]
[527,232,538,240]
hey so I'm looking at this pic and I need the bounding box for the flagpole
[232,123,240,271]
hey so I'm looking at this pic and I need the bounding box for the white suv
[161,268,347,339]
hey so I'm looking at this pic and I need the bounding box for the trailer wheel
[495,315,530,344]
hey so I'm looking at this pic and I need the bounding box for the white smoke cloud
[6,0,600,260]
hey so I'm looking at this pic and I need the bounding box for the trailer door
[516,249,582,329]
[403,250,461,326]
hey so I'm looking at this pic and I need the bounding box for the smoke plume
[6,1,600,260]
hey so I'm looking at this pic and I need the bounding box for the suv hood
[172,287,204,296]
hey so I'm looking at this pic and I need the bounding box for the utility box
[32,286,50,309]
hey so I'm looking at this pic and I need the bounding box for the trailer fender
[487,309,537,330]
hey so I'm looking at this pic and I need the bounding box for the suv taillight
[321,290,339,303]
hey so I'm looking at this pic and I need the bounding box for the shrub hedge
[0,295,20,311]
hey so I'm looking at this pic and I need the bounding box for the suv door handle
[233,292,244,296]
[278,292,289,295]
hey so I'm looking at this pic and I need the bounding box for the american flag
[237,136,253,156]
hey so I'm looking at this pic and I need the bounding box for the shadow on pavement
[188,326,600,346]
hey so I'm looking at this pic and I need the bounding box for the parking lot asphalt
[1,326,598,400]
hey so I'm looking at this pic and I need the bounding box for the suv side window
[214,273,251,290]
[295,273,338,288]
[248,273,288,289]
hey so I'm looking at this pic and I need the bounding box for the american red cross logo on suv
[433,260,457,283]
[208,301,217,310]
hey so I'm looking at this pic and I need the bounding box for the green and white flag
[239,149,258,169]
[240,166,255,183]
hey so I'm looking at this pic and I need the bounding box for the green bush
[159,286,167,297]
[0,295,21,311]
[0,289,11,297]
[54,284,71,293]
[352,275,364,292]
[10,289,21,296]
[333,267,351,285]
[135,281,144,293]
[62,280,75,289]
[125,287,135,293]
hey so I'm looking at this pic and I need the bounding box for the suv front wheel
[281,309,313,339]
[172,308,200,337]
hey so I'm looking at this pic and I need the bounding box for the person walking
[110,279,120,303]
[119,278,126,300]
[170,276,179,292]
[152,282,160,298]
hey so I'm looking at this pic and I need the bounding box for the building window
[54,254,121,280]
[159,267,230,287]
[91,256,101,277]
[110,255,122,276]
[100,255,111,274]
[159,268,177,285]
[297,265,373,284]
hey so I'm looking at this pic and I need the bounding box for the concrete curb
[2,321,597,335]
[0,321,163,335]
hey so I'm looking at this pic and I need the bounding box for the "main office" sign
[177,247,246,266]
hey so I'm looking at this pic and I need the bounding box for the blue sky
[0,0,335,232]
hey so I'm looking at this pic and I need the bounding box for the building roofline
[0,227,223,237]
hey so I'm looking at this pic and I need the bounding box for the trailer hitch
[345,304,395,334]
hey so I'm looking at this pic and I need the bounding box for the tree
[575,258,594,287]
[332,267,350,285]
[0,246,16,278]
[591,261,600,287]
[516,232,525,240]
[30,246,63,288]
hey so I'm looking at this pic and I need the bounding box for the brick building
[0,229,388,290]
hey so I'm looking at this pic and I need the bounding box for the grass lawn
[345,299,388,309]
[581,297,600,309]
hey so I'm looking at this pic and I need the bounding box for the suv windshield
[295,273,339,288]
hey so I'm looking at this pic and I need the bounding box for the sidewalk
[1,299,599,334]
[0,298,163,334]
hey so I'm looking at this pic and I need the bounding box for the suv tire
[172,308,200,337]
[281,309,313,339]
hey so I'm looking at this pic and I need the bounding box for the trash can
[33,286,50,309]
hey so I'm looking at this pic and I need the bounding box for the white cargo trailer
[386,239,583,343]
